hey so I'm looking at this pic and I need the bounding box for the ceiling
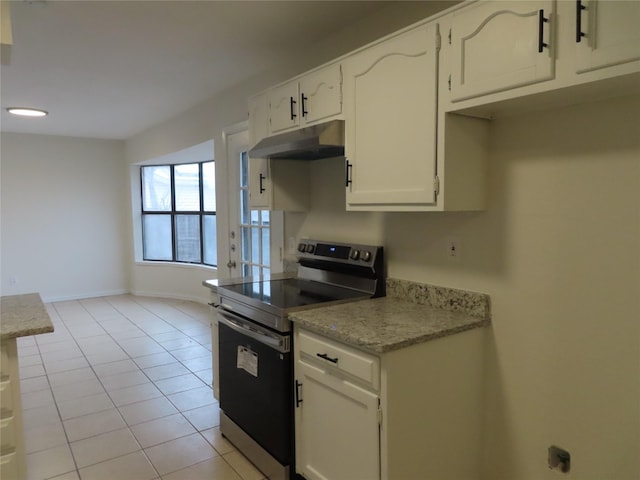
[0,0,443,140]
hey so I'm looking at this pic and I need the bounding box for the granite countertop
[289,279,491,354]
[1,293,54,341]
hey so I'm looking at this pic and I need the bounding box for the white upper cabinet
[299,64,342,125]
[574,0,640,74]
[343,23,440,211]
[268,80,300,133]
[248,157,309,211]
[449,0,555,102]
[444,0,640,114]
[248,91,310,212]
[268,63,342,134]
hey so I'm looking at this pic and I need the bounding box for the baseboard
[42,289,130,303]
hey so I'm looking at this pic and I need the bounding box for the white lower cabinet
[0,340,26,480]
[295,361,380,480]
[294,326,485,480]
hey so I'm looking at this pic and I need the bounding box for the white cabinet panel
[248,157,309,211]
[269,81,300,133]
[0,340,26,480]
[575,0,640,73]
[449,0,555,102]
[268,63,343,135]
[295,360,380,480]
[344,23,439,210]
[299,63,342,125]
[248,157,270,209]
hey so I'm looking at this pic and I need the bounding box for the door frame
[219,121,283,280]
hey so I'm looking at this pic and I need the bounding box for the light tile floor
[18,295,266,480]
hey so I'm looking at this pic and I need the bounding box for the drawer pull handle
[295,380,303,407]
[259,173,266,194]
[576,0,586,43]
[538,9,549,53]
[317,353,338,364]
[290,96,297,120]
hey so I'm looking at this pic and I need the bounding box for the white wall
[0,133,129,302]
[297,95,640,480]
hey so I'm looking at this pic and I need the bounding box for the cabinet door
[269,80,300,133]
[248,157,271,209]
[574,0,640,73]
[343,23,439,210]
[248,92,269,149]
[295,360,380,480]
[449,0,555,102]
[299,63,342,125]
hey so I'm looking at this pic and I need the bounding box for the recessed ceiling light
[6,107,48,117]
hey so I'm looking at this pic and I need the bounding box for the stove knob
[350,249,360,260]
[361,250,372,262]
[306,244,315,254]
[297,243,306,252]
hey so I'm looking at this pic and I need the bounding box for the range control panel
[297,239,381,266]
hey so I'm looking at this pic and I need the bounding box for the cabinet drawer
[0,346,9,376]
[0,449,18,480]
[0,412,16,451]
[297,330,379,390]
[0,375,12,412]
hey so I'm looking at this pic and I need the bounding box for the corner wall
[0,133,129,302]
[297,95,640,479]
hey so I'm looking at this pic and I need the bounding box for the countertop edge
[1,293,55,341]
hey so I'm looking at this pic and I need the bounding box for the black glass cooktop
[220,278,368,311]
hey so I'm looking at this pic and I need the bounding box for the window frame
[140,161,217,267]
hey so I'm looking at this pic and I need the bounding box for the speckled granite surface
[1,293,54,340]
[290,279,490,354]
[386,278,490,319]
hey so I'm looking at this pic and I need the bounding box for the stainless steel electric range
[215,239,384,480]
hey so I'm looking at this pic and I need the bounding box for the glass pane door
[239,151,270,278]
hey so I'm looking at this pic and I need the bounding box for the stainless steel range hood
[248,120,344,160]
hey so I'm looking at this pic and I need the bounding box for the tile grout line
[21,296,242,480]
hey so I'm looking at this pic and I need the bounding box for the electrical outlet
[548,445,570,473]
[288,237,297,254]
[446,238,461,258]
[9,277,17,286]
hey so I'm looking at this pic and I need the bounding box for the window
[141,161,217,266]
[238,151,270,277]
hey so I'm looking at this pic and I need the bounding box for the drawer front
[0,413,16,451]
[297,329,379,390]
[0,375,12,413]
[0,346,9,376]
[0,450,18,480]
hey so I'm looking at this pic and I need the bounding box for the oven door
[217,307,293,468]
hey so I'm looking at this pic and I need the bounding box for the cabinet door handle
[345,160,353,188]
[301,93,308,118]
[576,0,586,43]
[259,173,266,194]
[317,352,339,364]
[290,96,297,120]
[295,380,303,407]
[538,9,549,53]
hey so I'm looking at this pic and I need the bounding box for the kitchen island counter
[1,293,53,479]
[1,293,54,340]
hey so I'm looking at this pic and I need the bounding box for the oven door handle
[217,308,290,353]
